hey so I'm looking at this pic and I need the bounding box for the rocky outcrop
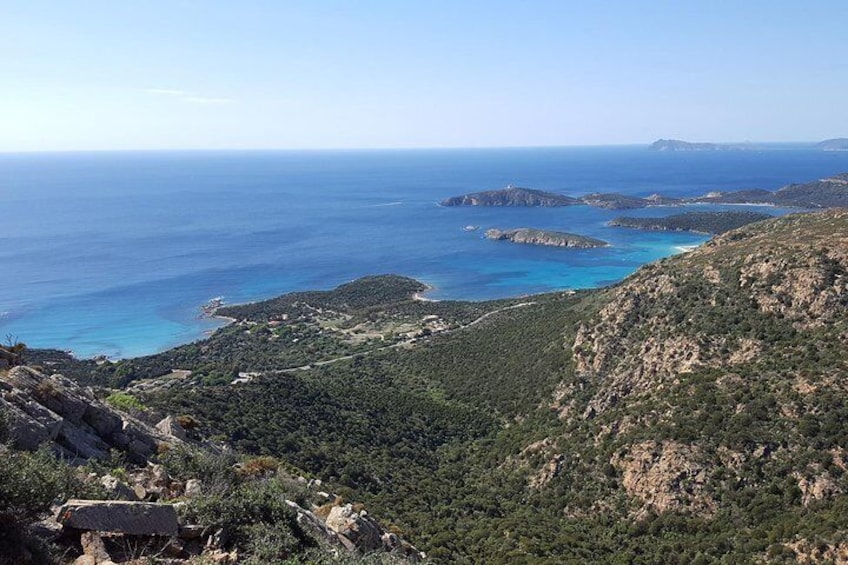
[486,228,608,248]
[441,186,582,207]
[56,499,180,536]
[570,211,848,415]
[611,441,714,517]
[325,504,384,552]
[0,366,181,463]
[287,500,424,560]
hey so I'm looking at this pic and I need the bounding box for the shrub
[105,392,146,412]
[161,446,239,496]
[239,456,279,478]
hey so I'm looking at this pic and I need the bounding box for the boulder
[284,500,352,550]
[56,500,179,536]
[185,479,203,498]
[100,475,139,501]
[79,531,113,563]
[0,395,63,450]
[325,504,383,552]
[156,415,187,441]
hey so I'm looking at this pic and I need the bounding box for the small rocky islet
[485,228,609,248]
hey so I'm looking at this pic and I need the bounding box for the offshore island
[485,227,609,248]
[441,172,848,209]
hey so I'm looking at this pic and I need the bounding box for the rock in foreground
[56,499,179,536]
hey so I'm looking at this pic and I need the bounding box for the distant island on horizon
[649,137,848,152]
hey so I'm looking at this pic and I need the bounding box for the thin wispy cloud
[145,88,188,96]
[144,88,234,104]
[181,96,234,105]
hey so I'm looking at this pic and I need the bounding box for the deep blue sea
[2,146,846,359]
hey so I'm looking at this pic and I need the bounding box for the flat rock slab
[56,499,179,536]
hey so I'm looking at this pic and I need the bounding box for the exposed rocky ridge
[572,210,848,415]
[485,228,608,248]
[0,366,179,463]
[546,209,848,527]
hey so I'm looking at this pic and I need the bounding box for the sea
[2,145,846,359]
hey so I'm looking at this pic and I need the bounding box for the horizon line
[0,139,836,155]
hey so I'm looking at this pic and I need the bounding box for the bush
[0,445,90,562]
[0,446,82,523]
[161,446,239,496]
[180,477,309,558]
[105,392,146,412]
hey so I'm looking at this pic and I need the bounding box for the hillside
[14,210,848,563]
[609,210,773,234]
[691,173,848,208]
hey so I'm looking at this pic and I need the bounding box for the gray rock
[100,475,139,501]
[284,500,351,550]
[83,405,122,437]
[58,421,110,460]
[325,504,383,552]
[184,479,203,498]
[3,368,89,425]
[0,395,63,450]
[80,531,112,562]
[156,415,187,441]
[56,499,179,536]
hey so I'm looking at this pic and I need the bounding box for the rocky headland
[816,138,848,152]
[485,228,608,248]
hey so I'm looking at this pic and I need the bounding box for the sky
[1,0,846,151]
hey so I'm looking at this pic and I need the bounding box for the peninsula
[609,210,773,234]
[485,227,608,248]
[816,138,848,152]
[692,173,848,208]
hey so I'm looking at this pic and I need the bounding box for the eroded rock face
[56,499,179,536]
[611,441,714,517]
[566,211,848,418]
[0,366,182,463]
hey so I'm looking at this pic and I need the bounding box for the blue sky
[1,1,846,151]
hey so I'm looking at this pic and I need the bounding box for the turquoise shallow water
[1,146,846,358]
